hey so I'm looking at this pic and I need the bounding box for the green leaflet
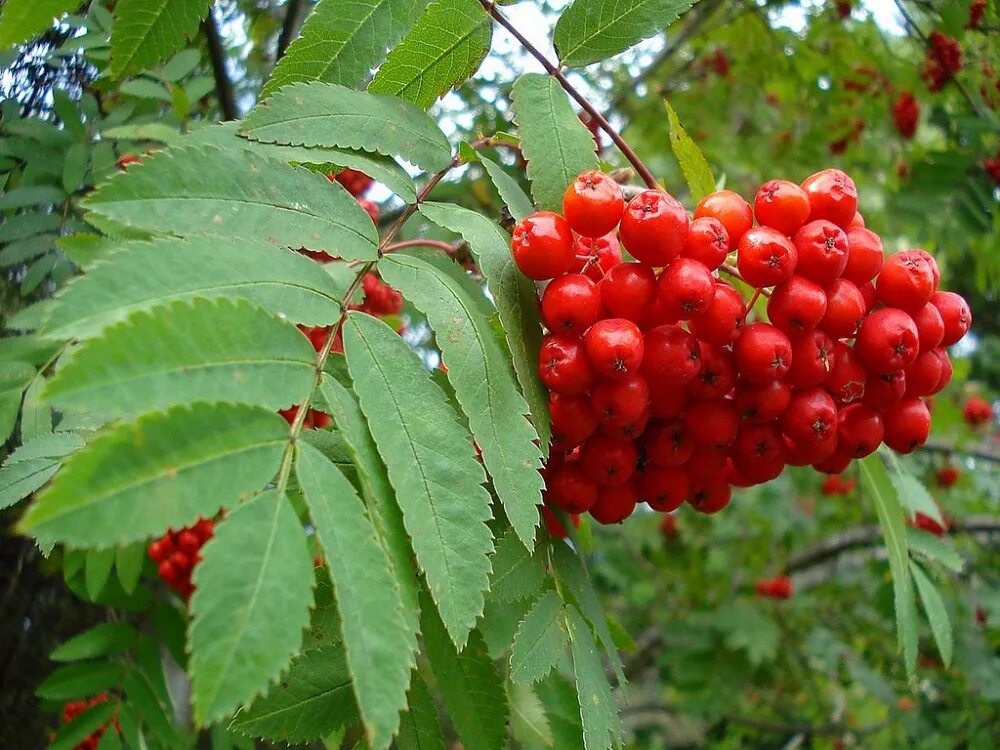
[50,622,137,662]
[665,100,715,201]
[20,404,288,549]
[479,154,534,222]
[418,202,550,451]
[368,0,492,109]
[295,443,415,750]
[342,313,493,649]
[263,0,429,97]
[241,82,453,174]
[36,661,126,700]
[0,184,65,209]
[0,0,81,49]
[0,360,40,444]
[910,561,953,667]
[510,591,569,685]
[85,547,115,599]
[510,73,600,212]
[537,673,585,748]
[189,491,315,726]
[83,145,379,260]
[0,458,60,510]
[489,529,546,603]
[507,681,554,748]
[0,212,62,242]
[46,298,318,417]
[908,529,964,573]
[566,605,622,750]
[396,672,445,750]
[554,0,695,68]
[379,253,543,548]
[110,0,212,78]
[41,236,346,340]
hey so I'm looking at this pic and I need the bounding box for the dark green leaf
[36,661,126,700]
[85,547,116,599]
[507,681,554,748]
[489,529,546,603]
[480,154,534,222]
[116,542,145,594]
[111,0,212,78]
[510,591,569,685]
[396,672,445,750]
[566,606,622,750]
[49,700,118,750]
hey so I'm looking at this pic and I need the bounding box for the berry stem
[743,289,762,323]
[476,0,660,190]
[720,263,771,298]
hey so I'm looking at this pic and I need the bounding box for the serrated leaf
[0,186,64,209]
[511,74,599,211]
[111,0,212,78]
[36,661,126,700]
[0,458,60,510]
[0,212,62,242]
[295,443,414,750]
[396,672,444,750]
[20,375,52,441]
[536,674,584,749]
[566,606,622,750]
[480,154,533,222]
[664,100,714,201]
[102,123,183,143]
[63,142,89,193]
[554,0,695,67]
[42,236,345,340]
[908,529,964,573]
[20,404,288,548]
[886,457,945,525]
[263,0,429,97]
[489,530,546,603]
[116,542,145,594]
[0,0,81,49]
[84,145,379,259]
[241,82,452,173]
[46,298,317,416]
[119,79,174,102]
[380,253,542,547]
[49,700,118,750]
[189,491,314,725]
[85,547,116,599]
[715,602,779,665]
[511,592,569,685]
[0,360,37,444]
[368,0,491,109]
[122,668,182,745]
[508,681,554,748]
[859,454,918,680]
[910,561,953,667]
[4,431,83,465]
[343,313,493,648]
[418,202,550,450]
[51,622,138,662]
[421,593,507,750]
[0,233,56,268]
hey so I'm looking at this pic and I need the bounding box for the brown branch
[276,0,307,61]
[203,7,237,121]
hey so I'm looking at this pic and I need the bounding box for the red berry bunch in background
[922,30,962,92]
[962,395,994,425]
[936,465,960,487]
[755,576,793,599]
[54,693,119,750]
[835,2,852,20]
[148,518,215,599]
[892,92,920,139]
[911,511,948,536]
[511,167,972,528]
[968,0,986,30]
[986,150,1000,186]
[821,474,856,496]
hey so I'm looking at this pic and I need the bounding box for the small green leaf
[85,547,116,599]
[36,661,126,700]
[116,542,146,594]
[536,674,584,748]
[159,48,201,81]
[511,592,569,685]
[489,529,546,603]
[566,606,622,750]
[507,681,554,748]
[479,154,534,222]
[714,602,779,665]
[664,100,714,201]
[0,234,56,268]
[62,142,89,193]
[111,0,212,78]
[189,491,315,726]
[908,529,964,573]
[120,79,174,102]
[0,212,62,242]
[910,561,953,667]
[0,458,60,510]
[396,672,444,750]
[0,185,65,209]
[51,622,138,662]
[19,375,51,441]
[0,0,82,49]
[885,454,945,526]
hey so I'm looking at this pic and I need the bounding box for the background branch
[203,7,237,121]
[276,0,307,61]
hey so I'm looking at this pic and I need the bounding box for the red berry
[511,211,576,280]
[682,399,738,448]
[931,349,953,394]
[656,258,716,320]
[546,462,599,513]
[863,370,906,409]
[648,378,689,419]
[734,323,793,383]
[695,190,753,249]
[855,308,920,373]
[793,220,849,285]
[737,227,798,288]
[539,336,595,395]
[684,447,729,478]
[837,403,884,457]
[882,398,931,453]
[177,530,201,555]
[600,412,649,441]
[820,278,866,339]
[784,433,837,466]
[639,467,688,512]
[688,343,736,399]
[732,423,786,483]
[904,349,944,398]
[801,168,858,227]
[158,560,178,583]
[688,282,745,345]
[590,480,639,524]
[754,179,811,235]
[876,251,936,313]
[782,387,838,445]
[601,263,656,323]
[541,506,579,539]
[541,273,602,336]
[591,373,650,426]
[682,216,729,270]
[580,434,638,486]
[550,394,598,451]
[931,291,971,346]
[562,171,624,238]
[936,466,959,487]
[962,395,993,425]
[735,379,792,423]
[583,318,644,379]
[825,341,867,405]
[768,276,828,337]
[643,420,694,467]
[785,329,835,389]
[842,226,885,285]
[813,448,854,474]
[148,539,169,563]
[912,302,945,351]
[573,233,622,280]
[642,325,700,383]
[619,190,689,266]
[687,476,732,514]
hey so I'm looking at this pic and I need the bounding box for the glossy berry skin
[600,412,649,441]
[656,258,716,320]
[931,349,953,394]
[642,325,700,383]
[639,467,688,512]
[584,318,644,379]
[732,423,787,483]
[737,227,798,288]
[549,394,598,451]
[689,343,737,399]
[562,170,624,238]
[682,399,738,448]
[580,434,637,486]
[784,433,837,467]
[782,387,838,445]
[813,448,854,475]
[768,276,827,337]
[793,220,849,285]
[855,308,920,373]
[843,226,884,284]
[695,190,753,249]
[863,370,906,409]
[687,476,732,514]
[912,302,945,351]
[904,349,945,398]
[882,398,931,454]
[546,462,599,513]
[538,335,595,395]
[689,283,745,345]
[801,168,858,227]
[619,190,689,266]
[876,251,936,313]
[820,278,866,339]
[734,323,793,383]
[590,480,639,524]
[786,330,835,389]
[601,263,656,323]
[643,420,694,467]
[931,291,972,346]
[825,341,867,405]
[837,404,884,457]
[685,448,729,479]
[574,233,622,280]
[591,373,650,426]
[649,378,689,419]
[735,379,792,423]
[754,179,811,235]
[682,216,729,270]
[541,274,601,336]
[511,211,576,279]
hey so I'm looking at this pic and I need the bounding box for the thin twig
[203,8,237,120]
[720,263,770,297]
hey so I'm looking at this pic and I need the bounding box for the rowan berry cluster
[755,576,793,599]
[922,30,962,92]
[148,518,215,599]
[891,92,920,139]
[968,0,986,30]
[821,474,856,496]
[511,167,972,529]
[54,693,119,749]
[962,395,994,425]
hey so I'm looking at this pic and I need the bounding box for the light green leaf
[42,236,346,340]
[511,592,569,685]
[396,672,444,750]
[511,73,599,212]
[102,123,182,144]
[120,79,174,102]
[116,542,145,594]
[908,529,964,573]
[63,142,89,193]
[229,645,358,742]
[0,458,60,510]
[0,232,55,269]
[36,661,126,700]
[910,561,953,667]
[263,0,429,97]
[418,202,550,450]
[51,622,138,662]
[508,681,554,748]
[0,0,81,49]
[20,375,52,441]
[84,145,379,259]
[111,0,212,78]
[664,100,714,201]
[189,491,314,725]
[85,547,116,599]
[296,443,415,750]
[489,529,546,603]
[368,0,491,109]
[885,454,945,525]
[20,404,288,548]
[4,431,83,464]
[0,360,37,444]
[0,212,62,242]
[380,253,542,547]
[859,454,918,680]
[480,154,534,222]
[421,593,508,750]
[566,606,622,750]
[159,48,201,81]
[0,185,65,209]
[46,298,318,416]
[241,82,452,173]
[715,602,779,665]
[554,0,695,67]
[343,313,494,648]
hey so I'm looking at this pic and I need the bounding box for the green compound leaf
[20,404,288,549]
[665,100,715,201]
[510,73,599,212]
[295,443,415,750]
[566,605,622,750]
[241,82,453,174]
[46,298,318,417]
[343,312,493,649]
[51,622,138,662]
[368,0,491,109]
[189,491,314,726]
[41,236,346,340]
[84,145,379,260]
[510,591,569,685]
[0,0,81,49]
[910,561,954,668]
[418,202,550,451]
[396,672,445,750]
[380,253,543,548]
[263,0,429,98]
[554,0,695,68]
[110,0,211,78]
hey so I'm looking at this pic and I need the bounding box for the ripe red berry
[539,335,595,395]
[936,465,959,487]
[962,395,993,425]
[685,448,729,479]
[689,343,737,399]
[546,462,599,513]
[842,226,884,285]
[801,168,858,228]
[695,190,753,249]
[793,220,849,285]
[656,258,716,320]
[562,171,624,238]
[643,420,694,467]
[648,378,689,419]
[682,399,738,448]
[782,387,838,445]
[158,560,178,583]
[768,276,828,336]
[682,216,729,270]
[931,291,972,346]
[601,263,657,323]
[642,325,700,383]
[784,433,837,467]
[813,448,854,475]
[550,394,598,451]
[786,329,835,388]
[619,190,689,266]
[600,412,649,441]
[931,349,953,394]
[688,282,745,345]
[583,318,644,379]
[882,398,931,453]
[580,434,638,486]
[825,341,867,405]
[863,370,906,409]
[876,250,936,313]
[732,423,786,483]
[541,274,601,336]
[177,530,201,555]
[687,476,732,514]
[737,227,798,288]
[820,278,866,339]
[912,302,945,351]
[735,379,792,423]
[639,466,688,512]
[573,233,622,280]
[734,323,793,383]
[591,373,650,426]
[904,349,945,398]
[855,308,920,373]
[754,179,811,235]
[511,211,576,279]
[541,506,579,539]
[837,403,884,457]
[590,480,639,524]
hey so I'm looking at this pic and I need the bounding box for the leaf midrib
[112,0,176,74]
[389,15,489,98]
